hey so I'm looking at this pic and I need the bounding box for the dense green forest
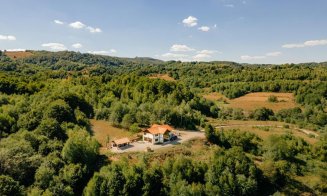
[0,51,326,195]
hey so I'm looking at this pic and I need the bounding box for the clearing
[203,92,299,112]
[5,51,34,59]
[208,119,318,144]
[111,130,205,153]
[90,119,134,147]
[148,74,176,82]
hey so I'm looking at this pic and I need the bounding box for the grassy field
[5,51,34,59]
[148,74,176,82]
[208,119,318,144]
[203,92,299,112]
[90,119,134,147]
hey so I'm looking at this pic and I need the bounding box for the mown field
[203,92,299,112]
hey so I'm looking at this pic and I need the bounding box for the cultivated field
[90,119,133,147]
[5,51,34,59]
[148,74,176,82]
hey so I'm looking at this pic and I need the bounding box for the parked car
[170,135,178,141]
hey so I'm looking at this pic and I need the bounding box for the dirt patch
[90,119,134,147]
[5,51,33,60]
[148,74,176,82]
[228,92,298,112]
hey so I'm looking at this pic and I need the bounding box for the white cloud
[197,50,218,55]
[182,16,198,27]
[162,53,188,58]
[241,55,266,60]
[5,49,26,52]
[282,39,327,48]
[241,51,282,60]
[193,53,211,60]
[54,20,64,25]
[87,26,102,33]
[69,21,86,29]
[282,44,305,48]
[170,44,195,52]
[193,50,220,60]
[266,51,282,57]
[0,35,16,41]
[88,50,117,55]
[42,43,67,51]
[72,43,83,49]
[198,26,210,32]
[224,4,235,8]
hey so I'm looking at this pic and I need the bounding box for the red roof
[145,124,173,134]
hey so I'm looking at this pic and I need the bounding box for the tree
[205,147,259,196]
[268,95,278,102]
[250,107,274,121]
[0,175,23,196]
[62,130,99,170]
[205,124,216,144]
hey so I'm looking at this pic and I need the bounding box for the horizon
[2,49,327,65]
[0,0,327,64]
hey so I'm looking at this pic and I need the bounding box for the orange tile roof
[145,124,173,134]
[112,137,130,145]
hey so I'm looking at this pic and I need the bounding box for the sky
[0,0,327,64]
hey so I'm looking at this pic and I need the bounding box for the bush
[268,95,278,102]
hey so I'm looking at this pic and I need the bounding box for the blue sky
[0,0,326,63]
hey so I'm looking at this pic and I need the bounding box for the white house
[143,124,174,144]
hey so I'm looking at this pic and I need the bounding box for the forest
[0,51,326,196]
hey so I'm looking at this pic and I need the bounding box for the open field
[208,119,318,144]
[228,92,298,112]
[4,51,34,59]
[148,74,176,82]
[90,119,134,147]
[203,92,299,112]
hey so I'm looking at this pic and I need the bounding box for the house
[111,137,130,149]
[143,124,174,144]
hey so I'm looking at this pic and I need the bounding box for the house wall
[143,132,164,144]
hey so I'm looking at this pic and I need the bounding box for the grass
[208,119,318,144]
[5,51,33,59]
[203,92,300,112]
[228,92,299,112]
[90,119,134,147]
[148,74,176,82]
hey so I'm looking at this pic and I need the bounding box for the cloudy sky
[0,0,326,63]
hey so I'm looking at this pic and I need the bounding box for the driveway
[110,130,205,153]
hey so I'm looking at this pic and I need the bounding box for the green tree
[0,175,23,196]
[61,130,99,170]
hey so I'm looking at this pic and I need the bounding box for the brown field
[228,92,298,112]
[148,74,176,82]
[5,51,33,59]
[90,119,134,147]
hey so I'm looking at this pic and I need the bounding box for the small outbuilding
[111,137,130,149]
